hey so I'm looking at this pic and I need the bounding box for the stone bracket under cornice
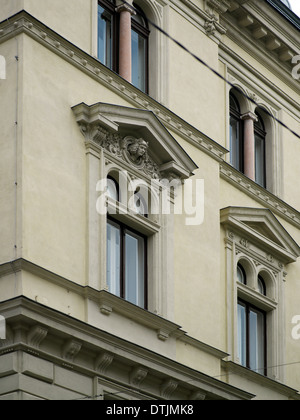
[221,0,300,69]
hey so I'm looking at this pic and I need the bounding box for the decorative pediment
[220,207,300,264]
[72,103,197,181]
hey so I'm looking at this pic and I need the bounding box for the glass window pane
[98,5,113,68]
[258,276,266,296]
[237,264,246,285]
[107,178,119,201]
[107,222,121,297]
[238,302,247,367]
[125,231,145,308]
[249,308,265,374]
[255,135,266,187]
[230,117,241,171]
[132,30,146,92]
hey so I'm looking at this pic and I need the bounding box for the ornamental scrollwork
[86,126,161,180]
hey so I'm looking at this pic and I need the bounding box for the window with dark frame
[254,112,267,188]
[229,92,244,173]
[131,3,149,93]
[238,299,267,376]
[97,1,149,93]
[107,218,148,310]
[98,0,118,71]
[237,264,267,376]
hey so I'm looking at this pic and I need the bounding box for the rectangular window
[107,219,147,309]
[255,134,266,188]
[237,299,267,375]
[131,29,147,92]
[230,116,243,171]
[98,4,113,68]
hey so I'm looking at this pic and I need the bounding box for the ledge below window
[98,290,185,342]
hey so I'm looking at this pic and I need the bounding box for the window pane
[255,135,266,187]
[107,178,119,201]
[230,117,241,171]
[132,30,146,92]
[258,276,266,296]
[238,302,247,367]
[98,5,113,68]
[249,308,265,374]
[125,231,145,308]
[237,264,246,285]
[107,222,121,297]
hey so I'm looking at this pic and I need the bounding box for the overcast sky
[289,0,300,17]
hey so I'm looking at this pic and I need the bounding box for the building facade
[0,0,300,400]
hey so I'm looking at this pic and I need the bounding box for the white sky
[289,0,300,17]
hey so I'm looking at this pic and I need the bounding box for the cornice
[220,1,300,85]
[0,10,227,163]
[220,162,300,229]
[0,296,255,400]
[0,258,228,361]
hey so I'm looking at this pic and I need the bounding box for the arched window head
[133,190,148,217]
[258,275,267,296]
[237,264,247,285]
[107,176,119,201]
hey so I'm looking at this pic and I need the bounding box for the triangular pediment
[72,102,198,180]
[220,207,300,264]
[243,221,283,247]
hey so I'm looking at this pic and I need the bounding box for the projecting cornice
[220,162,300,229]
[220,0,300,73]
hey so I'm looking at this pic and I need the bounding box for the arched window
[237,263,247,285]
[258,275,267,296]
[133,190,148,217]
[230,91,244,173]
[254,111,266,188]
[131,3,149,93]
[106,176,119,201]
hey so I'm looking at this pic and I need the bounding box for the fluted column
[242,112,258,181]
[116,3,136,83]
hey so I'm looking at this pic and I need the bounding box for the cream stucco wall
[0,0,300,401]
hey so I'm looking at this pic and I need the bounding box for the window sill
[221,360,300,400]
[98,290,185,342]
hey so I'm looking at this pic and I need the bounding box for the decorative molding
[95,352,114,374]
[98,291,186,342]
[0,297,256,401]
[27,325,48,348]
[220,206,300,264]
[220,0,300,80]
[72,102,198,181]
[206,0,231,15]
[62,339,82,362]
[220,162,300,229]
[130,366,149,387]
[161,379,178,399]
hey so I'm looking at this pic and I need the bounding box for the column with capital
[116,2,136,83]
[241,112,258,182]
